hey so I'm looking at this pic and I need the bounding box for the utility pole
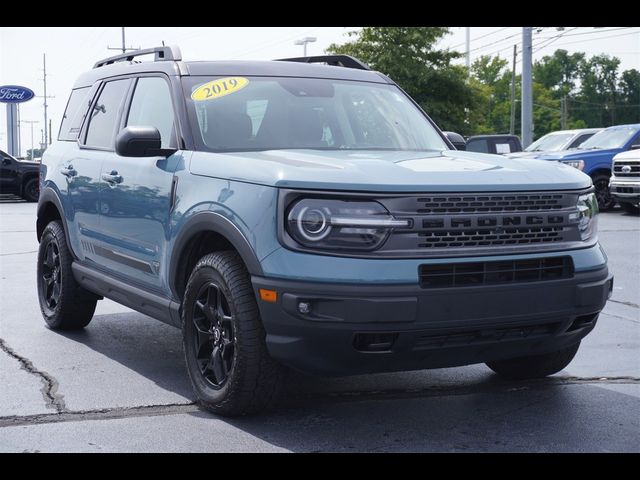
[23,120,38,160]
[510,45,517,135]
[108,27,139,54]
[36,54,54,151]
[465,27,471,70]
[521,27,533,147]
[560,96,567,129]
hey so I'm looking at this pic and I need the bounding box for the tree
[327,27,481,134]
[472,55,509,86]
[533,49,585,98]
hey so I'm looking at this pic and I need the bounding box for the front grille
[415,322,562,349]
[416,193,565,214]
[614,161,640,178]
[376,190,584,255]
[418,256,574,288]
[418,226,564,248]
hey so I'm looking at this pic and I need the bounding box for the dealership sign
[0,85,35,103]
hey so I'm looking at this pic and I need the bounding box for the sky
[1,26,638,154]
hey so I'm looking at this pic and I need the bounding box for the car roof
[467,134,520,140]
[603,123,640,130]
[73,59,391,89]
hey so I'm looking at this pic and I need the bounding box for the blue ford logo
[0,85,35,104]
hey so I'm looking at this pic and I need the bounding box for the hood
[189,149,592,193]
[538,148,621,161]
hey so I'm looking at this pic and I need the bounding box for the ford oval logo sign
[0,85,35,104]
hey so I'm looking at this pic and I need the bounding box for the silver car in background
[507,128,602,159]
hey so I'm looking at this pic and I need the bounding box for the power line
[534,27,636,40]
[467,31,522,55]
[448,26,512,50]
[546,30,640,48]
[532,27,580,53]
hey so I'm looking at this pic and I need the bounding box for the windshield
[525,132,574,152]
[578,126,639,150]
[183,76,448,153]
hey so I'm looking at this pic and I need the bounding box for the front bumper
[610,179,640,203]
[252,266,612,376]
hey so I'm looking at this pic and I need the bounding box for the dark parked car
[0,149,40,201]
[465,135,523,155]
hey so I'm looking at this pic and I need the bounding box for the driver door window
[126,77,176,148]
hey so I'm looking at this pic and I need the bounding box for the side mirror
[443,131,466,151]
[2,158,11,166]
[115,126,176,157]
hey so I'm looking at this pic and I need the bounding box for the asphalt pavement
[0,195,638,452]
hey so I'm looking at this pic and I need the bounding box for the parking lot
[0,196,638,452]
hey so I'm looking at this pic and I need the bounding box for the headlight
[563,160,585,171]
[286,199,409,251]
[569,192,598,241]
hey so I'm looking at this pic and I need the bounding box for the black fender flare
[168,211,264,299]
[36,187,77,259]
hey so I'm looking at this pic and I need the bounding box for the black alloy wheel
[192,281,235,388]
[40,240,61,311]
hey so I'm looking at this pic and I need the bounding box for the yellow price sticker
[191,77,249,101]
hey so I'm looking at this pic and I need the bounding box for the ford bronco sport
[37,46,613,416]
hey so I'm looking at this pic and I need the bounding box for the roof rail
[93,45,182,69]
[275,55,370,71]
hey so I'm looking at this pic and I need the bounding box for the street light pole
[294,37,317,56]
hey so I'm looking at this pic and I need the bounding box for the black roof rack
[275,55,370,71]
[93,45,182,69]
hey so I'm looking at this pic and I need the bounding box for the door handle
[102,170,123,185]
[60,165,77,177]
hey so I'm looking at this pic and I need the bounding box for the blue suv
[538,124,640,210]
[37,47,613,416]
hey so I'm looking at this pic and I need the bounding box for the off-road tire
[37,220,98,330]
[182,251,285,416]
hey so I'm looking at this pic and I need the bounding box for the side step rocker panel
[72,262,181,328]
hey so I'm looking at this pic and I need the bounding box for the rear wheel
[621,202,640,214]
[23,178,39,202]
[592,173,615,211]
[182,251,285,416]
[486,342,580,380]
[37,220,98,330]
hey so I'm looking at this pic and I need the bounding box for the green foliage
[327,28,639,141]
[327,27,479,133]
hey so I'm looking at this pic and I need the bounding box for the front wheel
[486,342,580,380]
[592,173,615,211]
[182,251,285,416]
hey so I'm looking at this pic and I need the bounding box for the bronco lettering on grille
[422,214,566,230]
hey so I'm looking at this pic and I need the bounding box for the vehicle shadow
[55,311,640,452]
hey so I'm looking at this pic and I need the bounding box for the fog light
[298,302,311,314]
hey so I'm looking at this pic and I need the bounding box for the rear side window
[85,79,130,149]
[126,77,176,149]
[58,87,91,141]
[466,139,489,153]
[569,133,595,149]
